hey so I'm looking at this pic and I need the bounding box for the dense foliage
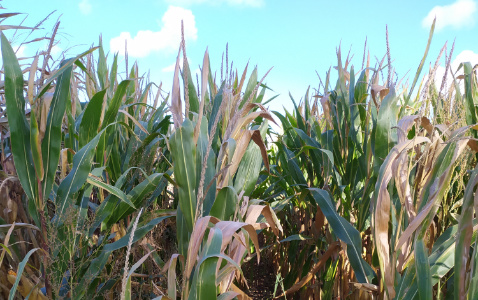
[1,13,478,300]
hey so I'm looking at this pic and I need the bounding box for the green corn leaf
[1,32,37,202]
[102,80,131,129]
[294,128,335,181]
[188,227,223,300]
[86,175,135,209]
[280,234,311,243]
[415,239,432,300]
[126,132,162,168]
[372,87,398,168]
[135,82,154,118]
[283,147,307,187]
[209,186,236,221]
[240,67,257,109]
[87,167,150,234]
[402,17,435,115]
[126,64,137,101]
[107,53,118,99]
[79,90,106,148]
[55,128,106,223]
[208,83,224,134]
[398,222,478,299]
[97,37,107,90]
[195,116,216,215]
[469,236,478,299]
[290,94,306,132]
[350,68,366,148]
[104,173,164,228]
[463,62,477,131]
[395,261,416,300]
[30,110,43,182]
[41,59,73,203]
[8,248,40,300]
[184,65,199,116]
[234,120,268,196]
[170,119,197,233]
[309,188,374,283]
[176,207,189,257]
[66,112,77,156]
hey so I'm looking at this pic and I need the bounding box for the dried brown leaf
[375,136,431,298]
[231,284,252,300]
[214,221,261,264]
[396,138,469,250]
[250,129,269,172]
[27,54,39,105]
[170,50,183,128]
[185,216,220,278]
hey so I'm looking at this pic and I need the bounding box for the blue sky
[4,0,478,111]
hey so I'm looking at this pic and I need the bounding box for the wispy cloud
[165,0,264,7]
[422,0,477,31]
[78,0,92,15]
[110,6,197,58]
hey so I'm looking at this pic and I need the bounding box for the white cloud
[51,45,63,56]
[110,6,197,58]
[165,0,264,7]
[451,50,478,70]
[422,0,477,31]
[79,0,92,15]
[162,63,176,72]
[14,45,27,58]
[429,50,478,94]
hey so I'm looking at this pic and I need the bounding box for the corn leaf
[234,121,269,196]
[170,119,197,233]
[8,248,39,300]
[1,32,37,202]
[209,186,236,221]
[79,90,106,148]
[55,128,106,223]
[372,87,398,167]
[41,59,73,203]
[309,188,374,283]
[30,110,43,181]
[455,165,478,299]
[102,80,131,129]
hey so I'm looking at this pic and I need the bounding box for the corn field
[0,10,478,300]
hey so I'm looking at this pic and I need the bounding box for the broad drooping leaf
[309,188,375,283]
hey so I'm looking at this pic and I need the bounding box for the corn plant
[0,23,176,298]
[3,8,478,300]
[162,34,283,299]
[268,51,378,298]
[259,19,478,299]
